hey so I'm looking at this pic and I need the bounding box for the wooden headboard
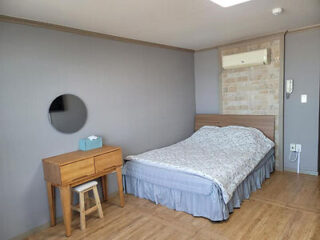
[195,114,275,141]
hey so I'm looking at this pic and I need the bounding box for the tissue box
[79,136,103,151]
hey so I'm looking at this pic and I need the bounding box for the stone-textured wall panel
[220,38,281,168]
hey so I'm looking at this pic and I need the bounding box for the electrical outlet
[290,144,296,152]
[296,144,302,152]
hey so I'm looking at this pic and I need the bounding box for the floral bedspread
[126,126,274,203]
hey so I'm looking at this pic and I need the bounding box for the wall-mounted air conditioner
[222,48,270,70]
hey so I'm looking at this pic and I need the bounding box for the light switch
[301,94,307,103]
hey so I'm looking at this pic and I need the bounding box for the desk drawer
[95,150,122,172]
[60,158,95,184]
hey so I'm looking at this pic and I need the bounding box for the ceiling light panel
[210,0,252,7]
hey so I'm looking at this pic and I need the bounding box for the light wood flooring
[28,171,320,240]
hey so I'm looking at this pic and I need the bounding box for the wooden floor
[28,171,320,240]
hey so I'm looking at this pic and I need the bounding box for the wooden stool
[72,181,103,230]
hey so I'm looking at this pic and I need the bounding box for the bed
[123,114,275,221]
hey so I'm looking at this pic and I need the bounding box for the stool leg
[92,186,104,218]
[79,192,86,230]
[84,191,90,210]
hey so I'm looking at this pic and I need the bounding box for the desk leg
[46,182,56,226]
[116,167,125,207]
[59,186,72,237]
[101,175,108,201]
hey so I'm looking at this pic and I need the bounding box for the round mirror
[48,94,87,134]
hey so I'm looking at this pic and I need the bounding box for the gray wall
[0,22,195,239]
[284,28,320,175]
[194,49,220,113]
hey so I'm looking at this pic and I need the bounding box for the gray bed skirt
[123,150,275,221]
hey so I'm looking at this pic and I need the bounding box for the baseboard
[10,191,120,240]
[284,168,319,176]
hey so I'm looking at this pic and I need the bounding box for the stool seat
[74,181,98,192]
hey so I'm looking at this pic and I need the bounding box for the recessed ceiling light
[210,0,252,8]
[272,7,283,16]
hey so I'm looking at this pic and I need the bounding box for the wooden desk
[42,145,125,237]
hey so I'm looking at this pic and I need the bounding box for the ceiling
[1,0,319,50]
